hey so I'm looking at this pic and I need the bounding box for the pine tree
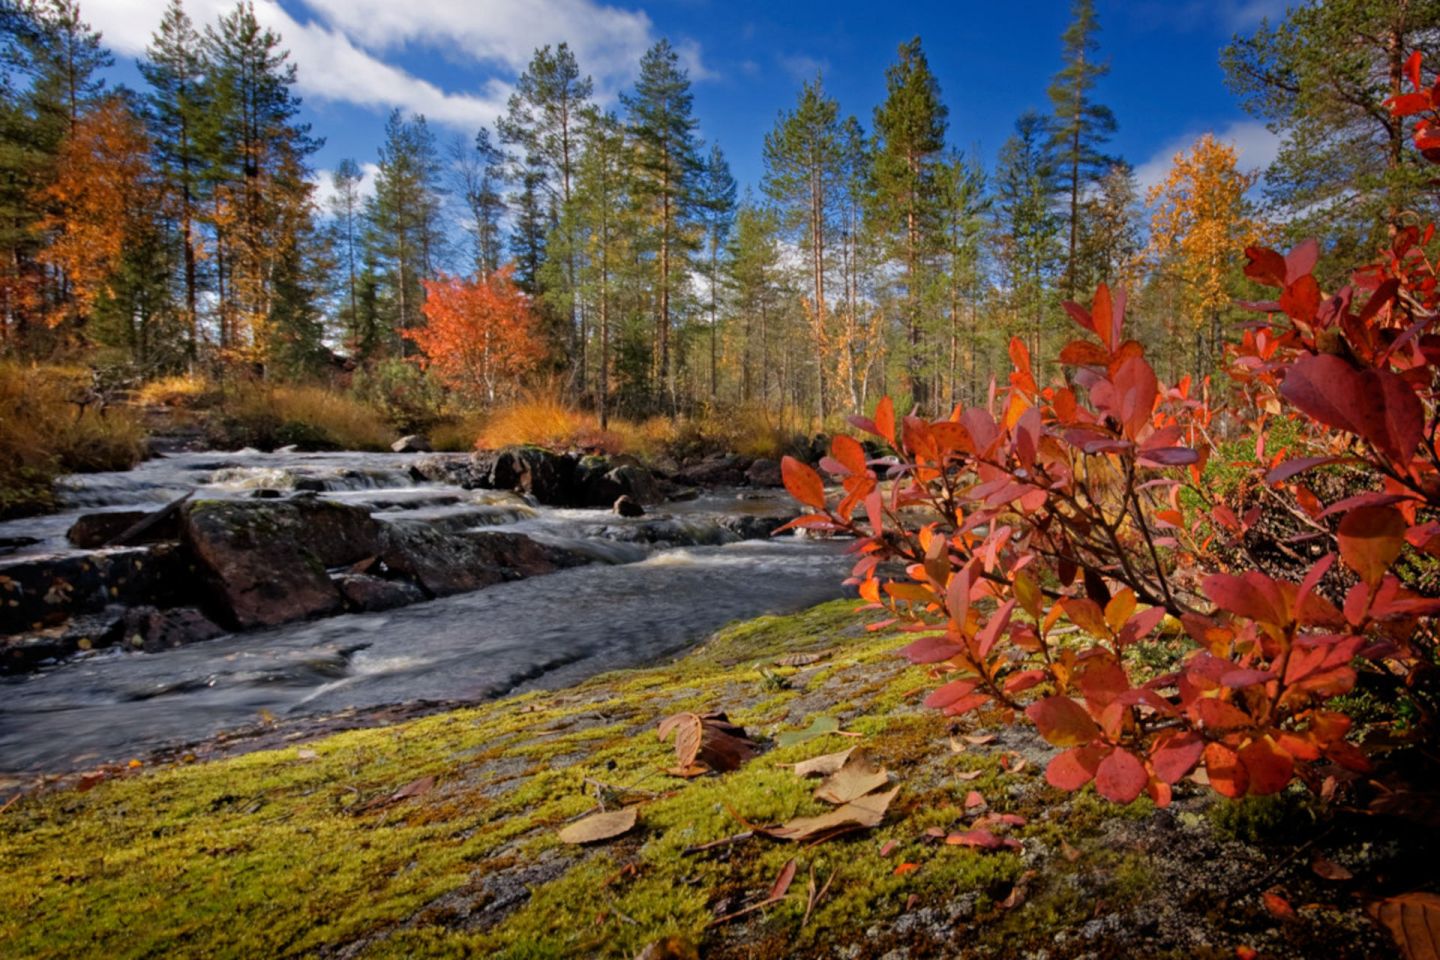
[869,37,948,409]
[497,43,592,386]
[202,1,321,367]
[140,0,206,360]
[452,128,507,277]
[327,158,363,352]
[623,39,702,409]
[572,110,630,426]
[1047,0,1117,300]
[696,144,736,401]
[726,201,785,407]
[365,109,444,356]
[1075,161,1140,294]
[1223,0,1440,276]
[995,111,1060,368]
[934,151,988,407]
[763,76,846,422]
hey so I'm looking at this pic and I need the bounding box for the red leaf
[1094,748,1148,804]
[1150,732,1204,784]
[1138,446,1199,467]
[1263,889,1297,920]
[1280,274,1321,324]
[1244,246,1288,288]
[1337,505,1406,587]
[1026,696,1100,748]
[830,434,868,476]
[875,396,896,447]
[1046,745,1104,790]
[1238,736,1294,796]
[1203,742,1249,798]
[1284,239,1319,284]
[1280,354,1423,463]
[1265,456,1342,484]
[781,456,827,510]
[1062,300,1096,336]
[945,828,1004,850]
[1390,92,1435,117]
[1059,339,1110,366]
[1202,571,1290,626]
[1408,50,1424,91]
[924,678,981,709]
[900,635,965,665]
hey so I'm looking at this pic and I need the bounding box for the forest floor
[0,600,1409,959]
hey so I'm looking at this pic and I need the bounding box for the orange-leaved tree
[37,96,160,329]
[779,52,1440,812]
[405,267,545,403]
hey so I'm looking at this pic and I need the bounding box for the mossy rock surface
[0,602,1396,958]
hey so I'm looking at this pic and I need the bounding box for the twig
[682,831,754,856]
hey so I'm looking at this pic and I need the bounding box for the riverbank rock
[117,606,226,652]
[744,458,782,487]
[334,573,426,612]
[0,546,183,636]
[378,524,584,597]
[392,434,431,453]
[612,495,644,518]
[180,499,383,629]
[673,453,751,486]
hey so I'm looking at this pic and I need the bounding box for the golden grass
[0,362,147,517]
[133,373,216,409]
[210,382,393,451]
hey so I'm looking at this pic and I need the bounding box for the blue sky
[84,0,1288,202]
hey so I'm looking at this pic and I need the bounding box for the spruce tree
[696,144,736,401]
[995,111,1061,369]
[141,0,206,360]
[623,38,702,409]
[1047,0,1116,300]
[869,37,947,409]
[763,76,846,421]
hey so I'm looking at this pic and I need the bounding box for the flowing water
[0,451,851,775]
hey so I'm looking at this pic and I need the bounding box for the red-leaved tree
[405,268,544,403]
[781,51,1440,810]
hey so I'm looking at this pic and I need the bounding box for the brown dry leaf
[775,651,828,667]
[964,734,997,745]
[1060,840,1083,862]
[1311,856,1353,881]
[955,770,983,782]
[391,775,436,802]
[1000,870,1038,909]
[558,806,639,845]
[964,789,986,809]
[814,751,889,805]
[792,747,856,779]
[634,936,699,960]
[768,858,798,900]
[1263,889,1296,921]
[948,736,966,754]
[658,712,759,775]
[1368,891,1440,960]
[761,786,901,843]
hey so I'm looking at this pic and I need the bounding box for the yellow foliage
[0,362,147,517]
[134,373,215,409]
[214,383,393,451]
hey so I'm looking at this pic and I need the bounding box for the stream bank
[0,601,1399,959]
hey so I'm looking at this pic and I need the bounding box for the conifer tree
[869,37,947,409]
[140,0,206,360]
[696,143,736,400]
[623,38,701,409]
[1047,0,1116,300]
[763,76,846,421]
[995,111,1060,366]
[366,109,443,355]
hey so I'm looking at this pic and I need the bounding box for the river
[0,451,851,775]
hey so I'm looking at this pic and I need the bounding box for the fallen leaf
[879,840,898,857]
[792,747,856,778]
[1369,891,1440,960]
[924,826,946,839]
[658,712,759,775]
[1060,840,1082,862]
[964,734,997,745]
[964,790,986,809]
[955,770,983,782]
[1009,757,1028,773]
[905,893,919,911]
[948,736,966,754]
[390,775,435,802]
[127,759,142,769]
[1311,856,1353,881]
[76,771,106,793]
[558,806,639,845]
[768,858,798,900]
[893,862,919,876]
[814,751,890,805]
[634,936,699,960]
[296,748,317,761]
[1263,889,1296,920]
[775,651,828,667]
[1000,870,1037,909]
[761,786,900,843]
[945,828,1005,850]
[777,716,842,748]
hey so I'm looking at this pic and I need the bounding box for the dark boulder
[673,454,751,487]
[719,513,798,540]
[744,458,783,488]
[334,573,426,612]
[67,509,182,548]
[0,546,182,635]
[574,456,663,507]
[392,434,432,453]
[410,453,493,489]
[613,495,645,518]
[117,606,226,652]
[180,499,382,629]
[378,524,585,597]
[489,446,576,505]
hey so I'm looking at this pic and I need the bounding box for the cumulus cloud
[1133,120,1282,195]
[81,0,704,129]
[309,161,381,212]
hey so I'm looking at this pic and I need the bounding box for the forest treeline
[2,0,1437,428]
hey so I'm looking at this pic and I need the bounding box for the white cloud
[309,161,380,212]
[82,0,704,129]
[778,52,828,84]
[1134,120,1282,195]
